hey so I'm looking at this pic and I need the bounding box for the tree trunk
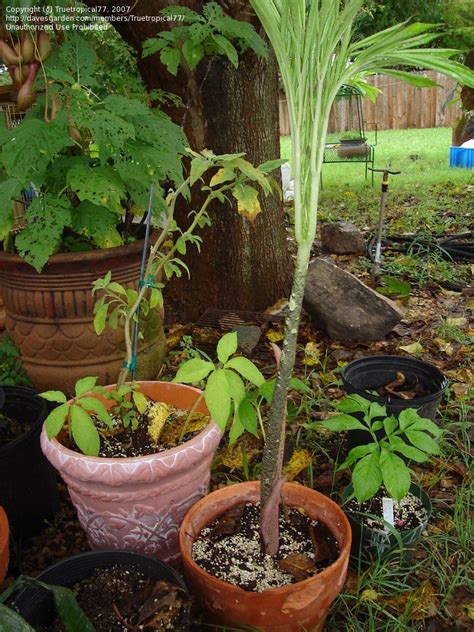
[85,0,292,322]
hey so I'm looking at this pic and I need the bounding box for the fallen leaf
[446,317,467,328]
[266,329,284,343]
[278,553,317,582]
[303,341,321,366]
[399,341,423,356]
[361,589,379,602]
[209,503,246,539]
[283,448,312,482]
[147,402,170,443]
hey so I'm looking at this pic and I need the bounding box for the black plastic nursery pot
[342,355,447,448]
[0,385,59,538]
[11,549,190,629]
[341,483,432,563]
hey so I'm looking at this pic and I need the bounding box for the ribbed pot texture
[0,236,166,393]
[179,481,352,632]
[41,382,222,562]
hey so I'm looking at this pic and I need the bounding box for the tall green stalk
[249,0,474,554]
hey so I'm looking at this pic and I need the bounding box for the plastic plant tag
[382,497,394,532]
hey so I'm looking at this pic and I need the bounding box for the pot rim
[179,480,352,596]
[41,381,220,465]
[0,386,47,454]
[0,505,9,569]
[0,230,157,274]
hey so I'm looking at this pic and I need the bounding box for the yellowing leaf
[466,602,474,620]
[266,329,284,342]
[360,589,379,602]
[399,341,423,356]
[232,184,262,222]
[209,168,235,187]
[283,448,312,482]
[147,402,170,443]
[434,338,454,356]
[303,341,321,366]
[446,317,467,327]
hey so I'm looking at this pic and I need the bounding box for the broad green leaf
[70,405,100,456]
[217,331,238,364]
[40,390,67,404]
[322,413,367,432]
[372,420,383,432]
[406,430,440,455]
[74,376,98,398]
[190,157,211,186]
[48,584,95,632]
[232,184,262,222]
[211,34,239,67]
[78,397,112,428]
[238,397,258,436]
[160,47,181,75]
[258,378,276,403]
[352,451,382,503]
[368,401,387,420]
[71,201,123,250]
[380,448,411,501]
[258,159,287,173]
[228,404,245,445]
[389,437,428,463]
[182,39,204,70]
[45,403,69,439]
[93,303,109,335]
[334,395,373,415]
[224,369,246,405]
[0,604,35,631]
[288,377,312,394]
[383,415,398,436]
[149,288,163,309]
[338,442,377,470]
[398,408,423,431]
[173,358,215,384]
[66,164,125,212]
[407,417,443,437]
[225,356,264,387]
[204,368,231,429]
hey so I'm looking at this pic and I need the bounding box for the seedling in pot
[173,331,266,444]
[318,394,442,502]
[40,376,149,457]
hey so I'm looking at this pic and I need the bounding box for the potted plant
[337,131,368,157]
[0,30,186,391]
[321,395,441,560]
[173,2,474,629]
[341,355,448,423]
[3,550,190,631]
[0,384,59,538]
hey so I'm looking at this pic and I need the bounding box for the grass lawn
[280,127,473,191]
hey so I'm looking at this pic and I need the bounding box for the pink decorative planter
[41,381,221,562]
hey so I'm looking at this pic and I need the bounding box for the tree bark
[84,0,292,322]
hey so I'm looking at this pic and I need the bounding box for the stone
[234,325,262,354]
[320,221,366,254]
[304,258,403,340]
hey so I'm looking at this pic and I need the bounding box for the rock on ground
[304,258,403,340]
[320,221,366,254]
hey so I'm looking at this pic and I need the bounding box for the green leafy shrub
[0,333,32,387]
[319,394,443,502]
[0,33,186,271]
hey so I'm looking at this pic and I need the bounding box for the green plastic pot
[341,483,432,563]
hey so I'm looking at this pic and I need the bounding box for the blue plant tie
[122,357,137,371]
[139,274,160,290]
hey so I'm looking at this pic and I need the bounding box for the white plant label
[382,497,394,532]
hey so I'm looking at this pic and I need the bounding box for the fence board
[278,71,463,134]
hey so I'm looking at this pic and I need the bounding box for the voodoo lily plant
[248,0,474,554]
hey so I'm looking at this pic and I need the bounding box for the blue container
[450,146,474,169]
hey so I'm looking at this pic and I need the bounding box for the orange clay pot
[179,481,351,632]
[0,506,9,583]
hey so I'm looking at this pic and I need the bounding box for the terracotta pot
[337,141,368,158]
[179,481,352,631]
[0,506,9,583]
[0,294,5,332]
[41,382,222,562]
[0,236,166,393]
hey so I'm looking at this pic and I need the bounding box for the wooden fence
[279,71,463,135]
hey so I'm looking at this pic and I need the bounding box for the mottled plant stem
[259,241,312,513]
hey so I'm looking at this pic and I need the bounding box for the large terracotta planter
[179,481,352,632]
[41,381,221,562]
[0,506,9,583]
[0,236,166,393]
